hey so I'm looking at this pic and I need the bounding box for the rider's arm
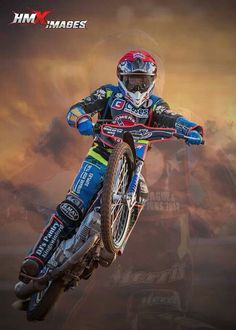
[151,97,203,135]
[67,85,112,128]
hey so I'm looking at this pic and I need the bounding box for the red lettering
[31,10,51,25]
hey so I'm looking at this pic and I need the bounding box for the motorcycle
[13,121,204,321]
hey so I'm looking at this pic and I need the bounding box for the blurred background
[0,0,236,329]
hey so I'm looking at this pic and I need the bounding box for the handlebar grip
[174,132,205,145]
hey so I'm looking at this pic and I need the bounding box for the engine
[47,210,101,269]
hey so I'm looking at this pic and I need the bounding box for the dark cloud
[32,117,86,169]
[33,117,71,156]
[0,179,51,229]
[186,123,236,234]
[144,118,236,237]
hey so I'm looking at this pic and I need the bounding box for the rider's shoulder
[150,94,167,105]
[150,95,170,112]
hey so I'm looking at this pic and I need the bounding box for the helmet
[117,50,157,108]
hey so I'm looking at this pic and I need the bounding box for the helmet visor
[122,75,154,93]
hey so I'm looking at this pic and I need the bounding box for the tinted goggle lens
[122,75,154,93]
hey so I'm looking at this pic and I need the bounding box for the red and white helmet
[117,50,157,108]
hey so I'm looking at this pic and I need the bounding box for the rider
[19,50,203,281]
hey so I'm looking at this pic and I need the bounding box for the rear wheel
[27,279,64,321]
[101,142,134,254]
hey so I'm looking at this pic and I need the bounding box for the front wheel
[101,142,134,254]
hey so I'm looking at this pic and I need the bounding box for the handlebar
[93,121,205,145]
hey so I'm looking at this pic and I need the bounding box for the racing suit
[22,84,203,271]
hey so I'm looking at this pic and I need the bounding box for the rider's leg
[130,174,149,227]
[19,144,110,281]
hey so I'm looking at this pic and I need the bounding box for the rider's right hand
[186,130,202,145]
[77,118,94,136]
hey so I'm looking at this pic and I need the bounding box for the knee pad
[56,194,84,228]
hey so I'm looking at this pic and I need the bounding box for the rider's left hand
[186,130,202,145]
[78,118,94,136]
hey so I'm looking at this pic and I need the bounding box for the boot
[19,213,65,282]
[19,194,84,283]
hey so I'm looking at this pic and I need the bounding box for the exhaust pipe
[14,280,48,300]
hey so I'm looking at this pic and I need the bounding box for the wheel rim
[111,154,130,248]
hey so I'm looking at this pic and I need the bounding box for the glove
[175,117,199,135]
[77,118,94,136]
[186,130,202,145]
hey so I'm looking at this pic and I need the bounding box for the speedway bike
[14,121,204,321]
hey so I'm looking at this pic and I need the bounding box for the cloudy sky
[0,1,236,328]
[1,0,235,224]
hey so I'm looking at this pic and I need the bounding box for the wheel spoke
[111,204,124,228]
[114,159,127,191]
[113,207,128,241]
[113,158,125,192]
[112,207,126,239]
[115,167,128,195]
[111,202,123,215]
[117,168,128,192]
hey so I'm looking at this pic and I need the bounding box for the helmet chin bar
[127,91,149,108]
[119,80,155,108]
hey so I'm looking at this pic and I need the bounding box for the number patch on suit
[111,98,126,110]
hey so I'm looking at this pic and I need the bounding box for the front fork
[127,159,144,209]
[113,160,143,208]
